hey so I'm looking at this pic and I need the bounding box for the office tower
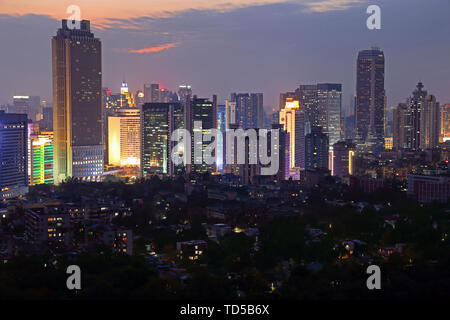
[298,85,318,126]
[317,83,342,147]
[332,140,355,178]
[216,104,226,171]
[52,20,103,183]
[409,82,428,150]
[441,104,450,142]
[142,102,184,176]
[108,108,141,169]
[392,103,411,149]
[143,83,160,103]
[225,100,237,129]
[30,132,54,186]
[178,85,192,104]
[40,106,53,131]
[355,48,386,152]
[395,83,441,151]
[188,95,217,173]
[305,126,329,170]
[230,93,264,129]
[0,111,28,199]
[279,98,306,170]
[420,94,440,149]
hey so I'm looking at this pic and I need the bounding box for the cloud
[128,42,181,54]
[303,0,366,13]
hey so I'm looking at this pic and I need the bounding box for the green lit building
[30,133,54,185]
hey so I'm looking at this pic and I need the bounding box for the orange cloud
[128,42,181,54]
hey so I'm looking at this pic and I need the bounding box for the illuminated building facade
[355,48,385,153]
[52,20,103,183]
[30,132,54,186]
[108,108,141,172]
[332,140,356,178]
[384,137,393,150]
[142,102,184,176]
[279,98,306,171]
[317,83,342,147]
[0,112,28,199]
[189,96,217,173]
[442,104,450,142]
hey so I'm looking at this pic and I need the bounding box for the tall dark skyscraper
[305,126,329,170]
[0,111,28,199]
[52,20,103,183]
[355,48,385,152]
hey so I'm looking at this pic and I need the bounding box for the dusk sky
[0,0,449,112]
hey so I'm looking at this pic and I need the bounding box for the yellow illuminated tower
[279,98,306,171]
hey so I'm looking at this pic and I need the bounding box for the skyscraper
[332,140,355,178]
[144,84,160,103]
[52,20,103,183]
[30,132,54,186]
[279,98,306,171]
[230,93,264,129]
[142,102,185,176]
[355,48,386,152]
[189,95,217,173]
[441,104,450,142]
[394,83,440,150]
[317,83,342,147]
[108,108,141,170]
[305,126,329,170]
[0,111,28,199]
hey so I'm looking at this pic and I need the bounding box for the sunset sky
[0,0,449,110]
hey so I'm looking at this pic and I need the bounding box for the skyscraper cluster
[1,20,449,201]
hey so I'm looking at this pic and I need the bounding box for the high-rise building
[394,83,441,150]
[305,126,329,170]
[30,132,54,186]
[420,94,440,149]
[230,93,264,129]
[0,111,28,199]
[279,98,307,171]
[225,100,237,129]
[441,104,450,142]
[189,96,217,173]
[355,48,386,152]
[332,140,355,178]
[178,85,192,104]
[144,83,160,103]
[298,85,318,127]
[142,102,185,176]
[317,83,342,147]
[393,103,411,149]
[108,108,141,170]
[52,20,103,183]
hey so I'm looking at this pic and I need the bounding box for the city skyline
[0,0,449,111]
